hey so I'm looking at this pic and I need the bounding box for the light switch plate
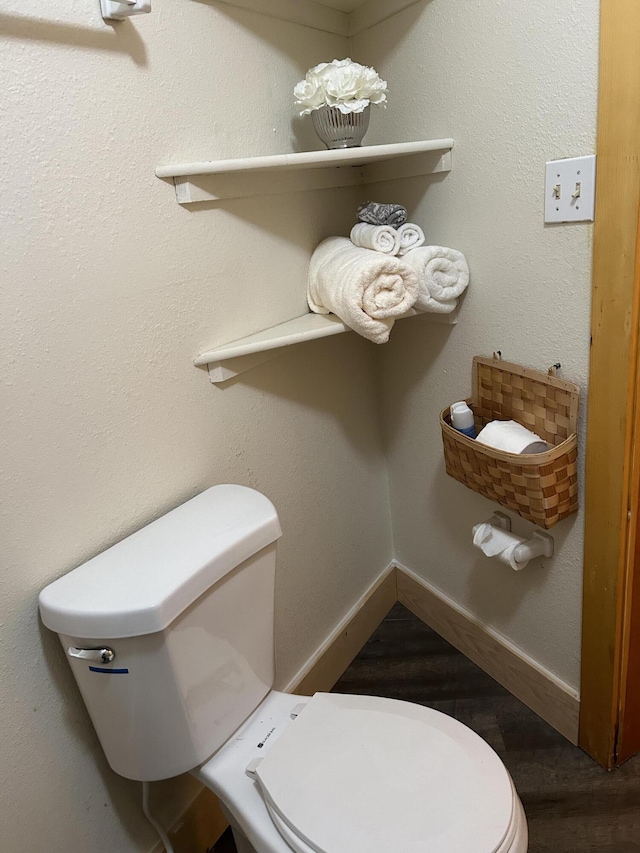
[545,155,596,223]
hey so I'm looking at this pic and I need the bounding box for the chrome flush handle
[68,647,116,664]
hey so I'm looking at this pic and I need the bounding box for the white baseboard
[395,564,580,744]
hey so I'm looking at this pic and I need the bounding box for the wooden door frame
[619,356,640,762]
[579,0,640,768]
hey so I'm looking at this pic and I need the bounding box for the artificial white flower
[294,58,388,116]
[293,76,326,112]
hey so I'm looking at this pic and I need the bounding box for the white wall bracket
[485,511,512,532]
[101,0,150,21]
[518,530,554,563]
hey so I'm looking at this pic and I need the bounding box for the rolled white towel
[402,245,470,309]
[396,222,426,255]
[308,237,419,344]
[350,222,401,255]
[412,294,458,314]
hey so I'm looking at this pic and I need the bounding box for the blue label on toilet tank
[88,666,130,674]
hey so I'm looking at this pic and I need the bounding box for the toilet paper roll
[475,420,549,455]
[472,523,529,571]
[497,542,529,571]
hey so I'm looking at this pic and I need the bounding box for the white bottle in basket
[450,402,476,439]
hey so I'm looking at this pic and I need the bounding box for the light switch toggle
[571,182,581,200]
[552,185,561,200]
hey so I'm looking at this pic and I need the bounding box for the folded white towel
[396,222,426,255]
[350,223,401,255]
[402,245,469,311]
[308,237,419,344]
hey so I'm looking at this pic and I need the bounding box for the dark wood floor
[214,604,640,852]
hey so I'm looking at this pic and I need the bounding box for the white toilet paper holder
[483,511,511,532]
[473,512,554,565]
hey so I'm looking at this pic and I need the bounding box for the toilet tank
[39,485,282,782]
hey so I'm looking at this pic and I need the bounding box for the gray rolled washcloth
[357,201,408,229]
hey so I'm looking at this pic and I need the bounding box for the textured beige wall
[0,0,602,849]
[355,0,599,690]
[0,2,392,850]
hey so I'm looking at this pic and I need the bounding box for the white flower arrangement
[294,58,388,116]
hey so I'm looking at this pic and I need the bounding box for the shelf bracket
[205,350,282,384]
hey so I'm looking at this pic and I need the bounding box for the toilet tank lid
[39,485,282,639]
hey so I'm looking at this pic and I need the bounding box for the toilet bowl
[38,485,528,853]
[197,690,528,853]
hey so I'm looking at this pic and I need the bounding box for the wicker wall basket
[440,355,580,529]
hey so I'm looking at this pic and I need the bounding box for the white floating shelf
[195,308,457,384]
[156,139,453,178]
[157,139,453,204]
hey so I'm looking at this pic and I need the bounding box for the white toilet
[39,485,528,853]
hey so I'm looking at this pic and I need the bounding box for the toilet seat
[250,692,515,853]
[264,794,523,853]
